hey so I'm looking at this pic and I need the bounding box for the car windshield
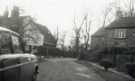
[0,31,22,54]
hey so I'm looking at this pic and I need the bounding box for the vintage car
[0,27,38,81]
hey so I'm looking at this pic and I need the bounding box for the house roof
[34,23,56,45]
[92,27,106,37]
[106,17,135,29]
[21,16,57,46]
[0,16,56,46]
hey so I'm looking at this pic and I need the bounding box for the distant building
[21,16,56,47]
[0,14,56,54]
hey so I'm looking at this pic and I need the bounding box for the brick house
[91,27,106,49]
[106,17,135,48]
[91,17,135,63]
[92,17,135,51]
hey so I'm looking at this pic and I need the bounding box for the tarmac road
[37,58,105,81]
[37,58,134,81]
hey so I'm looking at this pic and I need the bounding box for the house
[22,16,57,54]
[0,15,56,54]
[91,27,107,49]
[91,16,135,64]
[106,17,135,49]
[92,16,135,51]
[22,16,56,47]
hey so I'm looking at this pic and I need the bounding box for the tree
[11,6,20,17]
[72,15,86,57]
[53,26,59,47]
[114,0,135,17]
[3,7,9,18]
[128,0,134,16]
[121,0,135,16]
[58,32,67,56]
[59,32,66,50]
[102,2,115,28]
[10,6,26,52]
[82,14,91,51]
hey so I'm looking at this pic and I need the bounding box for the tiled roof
[106,17,135,29]
[34,23,56,45]
[92,27,106,37]
[0,16,56,46]
[21,16,57,45]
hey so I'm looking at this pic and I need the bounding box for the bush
[100,59,114,71]
[126,63,135,78]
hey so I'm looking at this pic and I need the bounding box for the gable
[106,17,135,29]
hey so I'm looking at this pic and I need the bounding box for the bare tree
[73,15,86,57]
[115,0,135,17]
[82,14,91,51]
[11,6,20,17]
[53,26,59,47]
[59,32,66,50]
[102,4,114,28]
[122,0,135,16]
[126,0,135,16]
[3,7,9,17]
[129,0,134,16]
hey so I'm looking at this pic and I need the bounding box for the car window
[0,32,12,54]
[0,32,23,55]
[20,57,30,63]
[11,35,22,53]
[2,58,20,68]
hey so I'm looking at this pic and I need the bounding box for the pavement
[78,61,135,81]
[37,58,135,81]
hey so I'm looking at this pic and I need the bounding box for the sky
[0,0,130,45]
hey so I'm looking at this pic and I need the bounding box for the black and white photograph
[0,0,135,81]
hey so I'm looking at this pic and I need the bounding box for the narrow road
[37,58,105,81]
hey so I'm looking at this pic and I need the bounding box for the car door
[20,56,36,81]
[2,58,20,81]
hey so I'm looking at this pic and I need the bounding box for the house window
[114,29,127,38]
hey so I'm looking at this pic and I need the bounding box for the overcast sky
[0,0,131,45]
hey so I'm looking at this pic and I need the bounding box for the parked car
[0,26,39,81]
[0,54,38,81]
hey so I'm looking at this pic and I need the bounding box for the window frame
[113,29,127,39]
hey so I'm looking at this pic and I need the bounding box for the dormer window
[114,29,127,39]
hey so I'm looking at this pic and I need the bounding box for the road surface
[37,58,134,81]
[37,58,105,81]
